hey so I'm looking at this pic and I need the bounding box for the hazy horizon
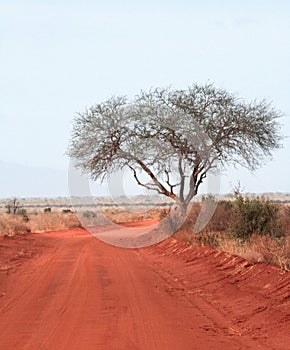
[0,159,289,200]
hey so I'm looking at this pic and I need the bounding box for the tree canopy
[68,84,281,208]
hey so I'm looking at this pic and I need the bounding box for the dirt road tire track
[0,228,289,349]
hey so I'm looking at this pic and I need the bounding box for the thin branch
[120,150,179,201]
[128,165,163,194]
[164,169,180,195]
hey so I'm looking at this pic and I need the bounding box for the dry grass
[216,235,290,272]
[97,207,163,224]
[0,212,81,236]
[280,204,290,236]
[0,205,162,236]
[175,202,290,273]
[28,212,81,232]
[0,214,30,236]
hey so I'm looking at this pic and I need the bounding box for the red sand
[0,225,289,349]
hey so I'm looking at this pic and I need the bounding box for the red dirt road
[0,226,289,349]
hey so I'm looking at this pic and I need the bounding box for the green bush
[82,210,96,218]
[17,208,27,216]
[230,194,282,242]
[62,209,73,214]
[16,208,29,222]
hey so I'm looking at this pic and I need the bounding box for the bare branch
[164,169,180,195]
[68,83,282,209]
[120,149,179,201]
[128,165,163,194]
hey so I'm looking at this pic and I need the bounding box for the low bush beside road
[176,195,290,272]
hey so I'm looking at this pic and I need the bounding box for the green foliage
[230,193,282,242]
[22,215,30,223]
[62,209,73,214]
[17,208,27,216]
[17,209,30,223]
[82,210,96,218]
[217,199,233,211]
[44,207,51,213]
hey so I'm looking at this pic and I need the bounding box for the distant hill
[0,160,68,198]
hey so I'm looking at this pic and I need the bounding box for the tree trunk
[164,201,189,234]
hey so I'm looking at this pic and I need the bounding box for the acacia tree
[68,84,281,213]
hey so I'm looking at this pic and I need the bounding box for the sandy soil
[0,224,289,349]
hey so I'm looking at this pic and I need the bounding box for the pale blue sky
[0,0,289,196]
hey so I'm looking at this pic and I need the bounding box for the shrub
[15,208,30,222]
[82,210,96,218]
[249,235,289,272]
[230,194,282,242]
[279,205,290,236]
[193,231,221,248]
[17,208,27,216]
[0,214,30,236]
[62,209,73,214]
[202,201,233,233]
[29,212,81,232]
[22,214,30,223]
